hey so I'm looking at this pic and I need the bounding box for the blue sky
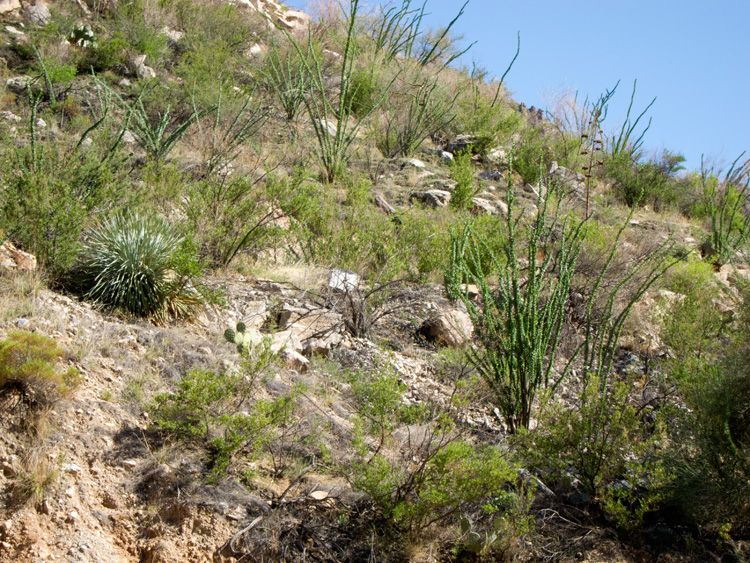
[284,1,749,172]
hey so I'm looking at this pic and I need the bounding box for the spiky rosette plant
[77,213,202,321]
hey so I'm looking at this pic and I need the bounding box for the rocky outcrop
[0,241,37,272]
[232,0,309,32]
[419,307,474,347]
[0,0,20,14]
[412,189,451,208]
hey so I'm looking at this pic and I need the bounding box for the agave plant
[77,213,202,321]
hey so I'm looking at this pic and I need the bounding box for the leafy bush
[347,368,526,536]
[448,149,479,210]
[0,93,128,277]
[151,337,291,479]
[75,213,203,322]
[516,376,672,531]
[0,331,80,410]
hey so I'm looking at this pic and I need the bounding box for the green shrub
[670,356,750,534]
[348,368,525,535]
[75,213,203,322]
[0,94,128,277]
[448,149,479,210]
[516,376,672,531]
[0,331,80,410]
[661,259,728,360]
[151,337,290,480]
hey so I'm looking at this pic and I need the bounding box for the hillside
[0,0,749,562]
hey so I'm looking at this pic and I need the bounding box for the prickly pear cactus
[224,322,255,353]
[69,24,97,49]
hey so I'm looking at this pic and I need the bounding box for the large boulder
[419,308,474,347]
[412,189,451,208]
[0,0,20,13]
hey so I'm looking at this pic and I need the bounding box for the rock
[0,241,37,272]
[131,54,156,79]
[162,27,182,45]
[279,348,308,372]
[438,150,453,162]
[548,161,585,194]
[270,330,302,354]
[479,169,503,182]
[471,197,496,214]
[247,43,264,58]
[328,269,359,291]
[484,147,506,166]
[5,76,32,95]
[309,490,328,500]
[412,189,451,208]
[0,111,21,122]
[15,318,30,329]
[122,131,137,144]
[302,332,342,357]
[23,1,51,25]
[62,463,82,475]
[402,158,425,169]
[419,308,474,347]
[445,134,477,154]
[372,191,397,216]
[317,119,338,137]
[35,117,46,129]
[118,78,132,88]
[0,0,20,13]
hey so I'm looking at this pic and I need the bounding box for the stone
[402,158,425,169]
[0,111,21,122]
[309,490,328,500]
[0,241,37,272]
[15,318,30,329]
[445,134,477,154]
[438,150,453,162]
[412,189,451,208]
[122,131,137,144]
[0,0,20,13]
[548,161,585,194]
[484,147,506,166]
[131,55,156,79]
[471,197,496,214]
[419,308,474,347]
[279,348,308,372]
[328,269,359,291]
[247,43,264,58]
[35,118,46,129]
[5,76,32,95]
[24,1,51,25]
[270,330,302,354]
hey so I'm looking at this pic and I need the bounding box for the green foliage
[448,78,522,156]
[512,128,549,186]
[75,213,203,322]
[261,38,309,122]
[449,174,586,433]
[1,91,127,277]
[376,70,456,158]
[183,172,315,267]
[0,331,80,409]
[97,78,211,163]
[700,155,750,266]
[517,376,672,531]
[151,337,288,480]
[69,24,97,48]
[661,258,728,360]
[366,0,473,68]
[448,149,479,210]
[282,0,390,182]
[348,368,523,535]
